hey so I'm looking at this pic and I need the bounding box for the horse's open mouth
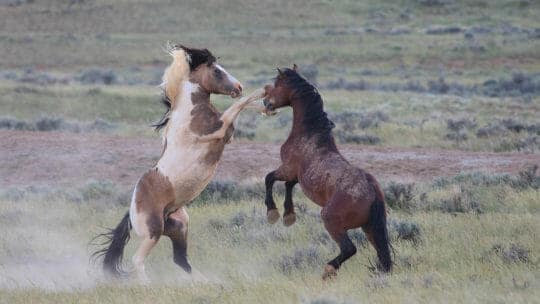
[230,91,241,98]
[262,99,278,116]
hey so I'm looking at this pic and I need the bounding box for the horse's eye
[214,68,223,79]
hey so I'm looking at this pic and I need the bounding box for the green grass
[1,1,539,302]
[1,0,539,151]
[0,174,539,303]
[1,82,538,151]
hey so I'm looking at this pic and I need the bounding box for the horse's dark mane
[179,45,216,71]
[153,45,216,131]
[282,68,335,145]
[152,93,171,131]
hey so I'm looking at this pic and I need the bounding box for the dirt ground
[1,130,538,189]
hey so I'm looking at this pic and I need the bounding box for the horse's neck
[287,98,337,152]
[164,81,207,137]
[288,99,308,138]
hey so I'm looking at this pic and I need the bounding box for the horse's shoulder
[189,103,223,136]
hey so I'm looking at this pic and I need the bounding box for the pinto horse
[261,65,392,279]
[92,45,264,282]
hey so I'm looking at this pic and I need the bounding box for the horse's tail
[91,211,132,277]
[366,174,393,272]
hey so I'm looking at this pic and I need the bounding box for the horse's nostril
[236,83,243,93]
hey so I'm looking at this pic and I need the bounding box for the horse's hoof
[179,260,192,274]
[283,212,296,227]
[267,209,280,224]
[322,264,337,281]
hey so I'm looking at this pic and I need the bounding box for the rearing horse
[93,45,264,282]
[261,65,392,279]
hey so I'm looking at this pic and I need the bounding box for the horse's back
[299,150,377,207]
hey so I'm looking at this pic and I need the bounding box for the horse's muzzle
[230,83,243,98]
[263,99,274,111]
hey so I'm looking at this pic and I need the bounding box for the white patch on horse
[129,178,144,236]
[216,64,240,86]
[157,81,218,207]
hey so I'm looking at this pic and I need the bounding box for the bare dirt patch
[1,130,538,189]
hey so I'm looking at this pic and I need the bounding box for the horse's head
[179,45,243,98]
[262,64,301,114]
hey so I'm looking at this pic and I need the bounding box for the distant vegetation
[0,0,538,302]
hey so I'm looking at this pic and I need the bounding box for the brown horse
[261,65,392,279]
[92,44,264,282]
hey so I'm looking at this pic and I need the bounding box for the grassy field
[1,0,539,151]
[0,171,539,303]
[0,0,539,303]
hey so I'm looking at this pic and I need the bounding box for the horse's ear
[292,64,299,71]
[277,68,284,77]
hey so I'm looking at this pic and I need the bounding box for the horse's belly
[156,146,219,205]
[298,176,329,207]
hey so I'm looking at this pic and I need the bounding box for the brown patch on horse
[189,90,223,136]
[135,168,175,217]
[189,89,235,165]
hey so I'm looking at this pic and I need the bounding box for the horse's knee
[164,217,184,238]
[146,215,164,240]
[265,171,275,187]
[164,208,189,238]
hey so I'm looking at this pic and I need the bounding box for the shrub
[499,244,530,263]
[447,118,477,132]
[195,181,264,204]
[384,182,414,210]
[80,180,117,201]
[476,124,505,138]
[230,211,247,227]
[425,26,463,35]
[481,72,540,97]
[485,243,530,264]
[439,187,481,213]
[208,218,227,231]
[0,117,34,130]
[87,118,116,132]
[445,130,468,142]
[417,0,449,6]
[501,118,528,133]
[0,116,116,133]
[339,133,381,145]
[389,219,422,244]
[349,229,368,247]
[77,68,117,85]
[428,77,450,94]
[35,116,65,131]
[495,137,539,153]
[277,246,322,275]
[517,165,539,189]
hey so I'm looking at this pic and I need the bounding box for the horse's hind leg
[163,207,191,273]
[132,213,163,283]
[321,201,357,280]
[283,180,297,226]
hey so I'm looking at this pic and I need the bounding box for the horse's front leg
[265,168,295,224]
[196,88,265,142]
[265,170,281,224]
[283,180,298,226]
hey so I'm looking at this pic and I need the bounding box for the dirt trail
[1,130,538,188]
